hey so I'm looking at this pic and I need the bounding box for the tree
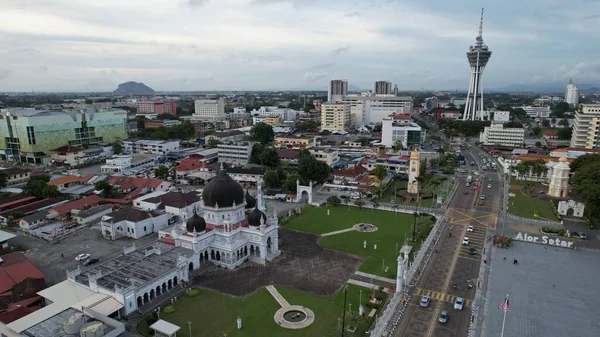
[298,150,331,183]
[154,165,170,180]
[207,139,219,148]
[249,123,275,144]
[259,148,280,168]
[373,165,387,198]
[354,198,365,208]
[0,171,6,189]
[24,175,54,198]
[283,173,301,193]
[263,169,280,189]
[558,119,570,127]
[250,143,265,164]
[94,180,114,198]
[572,161,600,218]
[112,142,123,155]
[570,153,600,173]
[535,141,542,147]
[557,127,572,140]
[532,126,542,138]
[392,140,404,151]
[372,199,380,210]
[327,195,341,206]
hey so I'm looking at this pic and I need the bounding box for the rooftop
[73,204,113,219]
[1,167,31,176]
[0,196,69,218]
[47,175,81,187]
[483,241,600,337]
[103,206,162,223]
[0,252,45,294]
[50,195,104,216]
[226,166,267,176]
[144,191,200,209]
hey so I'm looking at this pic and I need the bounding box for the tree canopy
[556,127,572,141]
[24,175,61,198]
[571,156,600,218]
[136,121,196,140]
[297,150,331,183]
[437,119,491,138]
[259,148,280,168]
[249,123,275,144]
[154,165,170,180]
[94,180,115,198]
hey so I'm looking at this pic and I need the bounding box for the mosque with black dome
[158,169,280,269]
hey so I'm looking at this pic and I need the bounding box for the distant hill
[113,81,155,95]
[492,82,600,94]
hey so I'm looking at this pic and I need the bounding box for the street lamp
[412,212,419,242]
[188,321,192,337]
[341,286,348,337]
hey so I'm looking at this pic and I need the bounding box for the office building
[101,154,155,173]
[479,123,525,147]
[328,79,348,102]
[424,97,439,111]
[463,9,492,121]
[493,111,511,123]
[0,108,127,164]
[192,98,226,121]
[309,148,340,166]
[122,139,180,154]
[521,105,551,119]
[565,78,580,107]
[381,117,423,149]
[217,142,252,166]
[275,136,316,149]
[136,100,177,115]
[570,104,600,149]
[321,102,351,132]
[374,81,393,95]
[393,84,399,96]
[342,95,412,126]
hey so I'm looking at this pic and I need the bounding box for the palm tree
[391,203,399,217]
[372,199,380,211]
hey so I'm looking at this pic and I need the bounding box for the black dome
[186,212,206,232]
[202,170,245,208]
[247,208,267,227]
[245,190,256,209]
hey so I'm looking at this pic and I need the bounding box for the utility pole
[341,286,348,337]
[502,166,511,235]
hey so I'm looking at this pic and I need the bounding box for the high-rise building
[136,100,177,115]
[381,118,423,149]
[342,94,412,127]
[570,104,600,149]
[479,123,524,147]
[463,8,492,121]
[374,81,393,95]
[0,108,127,164]
[565,78,579,107]
[320,102,350,132]
[192,98,226,121]
[328,80,348,102]
[425,97,439,111]
[393,84,399,96]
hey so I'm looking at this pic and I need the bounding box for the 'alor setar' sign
[514,232,574,248]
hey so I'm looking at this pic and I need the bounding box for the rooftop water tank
[80,321,104,337]
[63,313,86,335]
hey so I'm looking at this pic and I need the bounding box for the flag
[498,296,510,311]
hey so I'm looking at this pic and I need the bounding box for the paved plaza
[484,241,600,337]
[193,228,364,297]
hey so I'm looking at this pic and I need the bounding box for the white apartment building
[570,104,600,149]
[122,139,180,154]
[374,81,393,95]
[193,98,226,121]
[250,106,298,121]
[309,148,340,166]
[217,142,252,166]
[321,102,351,132]
[342,94,413,126]
[565,78,579,106]
[493,111,511,123]
[381,118,423,148]
[100,154,155,173]
[534,96,563,105]
[328,79,348,102]
[479,123,525,147]
[521,105,551,119]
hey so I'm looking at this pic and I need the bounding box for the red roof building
[49,195,104,216]
[0,252,45,323]
[175,159,204,178]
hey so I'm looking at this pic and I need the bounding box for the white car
[467,226,474,232]
[462,237,469,245]
[454,297,465,310]
[75,253,90,262]
[487,184,492,188]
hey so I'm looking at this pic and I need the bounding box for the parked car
[83,258,99,266]
[468,248,477,255]
[487,184,492,188]
[420,295,431,308]
[454,297,465,310]
[439,310,449,324]
[467,226,474,232]
[75,253,90,262]
[462,237,469,245]
[572,232,588,239]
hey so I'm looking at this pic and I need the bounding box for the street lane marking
[415,288,473,307]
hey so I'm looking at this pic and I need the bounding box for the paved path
[347,279,392,293]
[266,285,290,308]
[321,228,355,237]
[354,271,395,285]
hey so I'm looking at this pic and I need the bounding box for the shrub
[163,305,176,314]
[145,312,158,326]
[187,288,200,297]
[541,227,566,236]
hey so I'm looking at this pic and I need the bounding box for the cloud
[301,72,327,81]
[0,69,12,80]
[184,0,209,8]
[330,46,350,56]
[313,63,336,69]
[563,60,600,81]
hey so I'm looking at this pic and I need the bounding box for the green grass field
[508,189,556,220]
[285,206,434,278]
[138,285,387,337]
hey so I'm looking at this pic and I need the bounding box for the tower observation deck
[463,8,492,121]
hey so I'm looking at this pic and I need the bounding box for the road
[394,144,503,337]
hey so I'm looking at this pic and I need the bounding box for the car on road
[462,237,469,245]
[454,297,465,310]
[468,248,477,255]
[478,201,484,205]
[75,253,90,262]
[83,258,99,266]
[487,184,492,188]
[467,225,474,232]
[420,295,431,307]
[480,195,486,200]
[439,310,449,324]
[572,232,588,239]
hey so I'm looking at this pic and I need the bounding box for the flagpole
[500,294,509,337]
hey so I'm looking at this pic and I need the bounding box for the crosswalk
[415,288,472,307]
[458,225,486,260]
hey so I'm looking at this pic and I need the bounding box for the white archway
[295,180,313,204]
[558,200,585,217]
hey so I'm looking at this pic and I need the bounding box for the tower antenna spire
[479,7,484,37]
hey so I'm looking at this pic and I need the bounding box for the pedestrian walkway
[266,285,290,307]
[415,287,472,307]
[347,279,393,293]
[354,271,395,285]
[321,228,355,237]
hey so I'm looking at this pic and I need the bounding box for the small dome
[202,170,245,208]
[245,190,256,209]
[186,211,206,232]
[247,208,267,227]
[559,157,567,163]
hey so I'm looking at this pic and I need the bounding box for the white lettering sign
[514,232,573,248]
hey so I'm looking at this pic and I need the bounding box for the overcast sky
[0,0,599,92]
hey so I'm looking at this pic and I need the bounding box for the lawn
[508,189,556,220]
[381,177,451,208]
[138,284,387,337]
[285,206,434,278]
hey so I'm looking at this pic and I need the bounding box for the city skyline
[0,0,599,92]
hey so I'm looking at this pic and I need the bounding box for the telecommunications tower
[463,8,492,121]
